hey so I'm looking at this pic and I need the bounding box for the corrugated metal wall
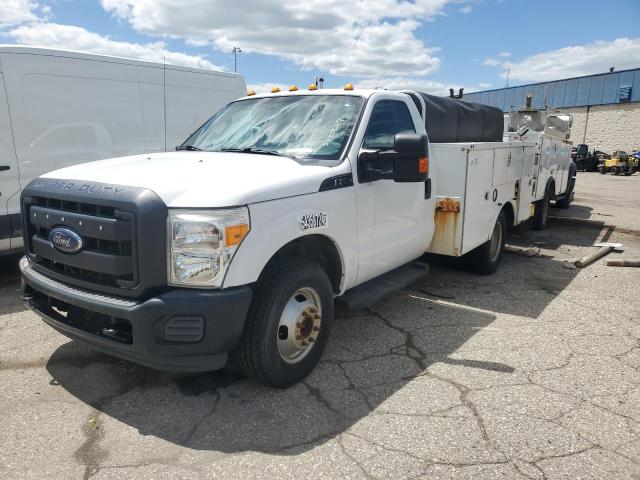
[464,68,640,111]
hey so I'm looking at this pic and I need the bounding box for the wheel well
[261,235,343,294]
[547,178,556,198]
[501,202,515,230]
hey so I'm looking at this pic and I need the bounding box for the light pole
[232,46,242,73]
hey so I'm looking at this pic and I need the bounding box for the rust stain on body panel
[429,198,461,256]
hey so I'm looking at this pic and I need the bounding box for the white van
[0,46,246,254]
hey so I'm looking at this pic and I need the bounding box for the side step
[338,262,429,310]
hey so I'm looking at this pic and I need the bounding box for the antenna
[163,55,167,152]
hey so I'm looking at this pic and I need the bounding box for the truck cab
[20,88,436,387]
[20,87,572,387]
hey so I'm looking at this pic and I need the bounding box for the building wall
[561,103,640,153]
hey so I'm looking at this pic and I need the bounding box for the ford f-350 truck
[19,87,575,387]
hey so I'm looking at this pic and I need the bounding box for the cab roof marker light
[308,84,318,91]
[344,83,354,90]
[271,86,281,93]
[246,89,256,96]
[288,85,298,91]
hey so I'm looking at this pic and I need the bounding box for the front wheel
[231,258,334,388]
[469,211,506,275]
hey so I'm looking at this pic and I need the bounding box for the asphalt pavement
[1,171,639,479]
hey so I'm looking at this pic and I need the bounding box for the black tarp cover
[416,93,504,143]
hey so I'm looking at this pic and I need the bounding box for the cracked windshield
[182,95,363,163]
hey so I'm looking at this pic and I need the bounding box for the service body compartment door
[426,144,465,256]
[461,147,495,254]
[492,146,522,186]
[0,71,21,249]
[517,145,537,222]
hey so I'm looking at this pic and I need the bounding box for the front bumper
[20,257,252,371]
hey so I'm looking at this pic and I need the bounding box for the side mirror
[358,133,428,183]
[392,133,429,183]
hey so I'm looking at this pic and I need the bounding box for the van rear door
[0,70,21,251]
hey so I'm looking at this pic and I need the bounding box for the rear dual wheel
[469,211,506,275]
[532,183,552,230]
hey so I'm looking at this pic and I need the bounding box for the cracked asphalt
[1,171,639,479]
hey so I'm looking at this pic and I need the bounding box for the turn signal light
[246,89,256,96]
[289,85,298,91]
[419,156,429,174]
[225,224,249,246]
[344,83,354,90]
[271,86,281,93]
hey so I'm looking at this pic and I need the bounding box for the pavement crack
[364,307,427,370]
[337,434,380,480]
[181,392,221,446]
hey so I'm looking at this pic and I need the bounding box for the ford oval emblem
[48,227,83,254]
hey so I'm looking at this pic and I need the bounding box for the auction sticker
[298,212,328,231]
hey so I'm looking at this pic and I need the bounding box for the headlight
[168,208,250,287]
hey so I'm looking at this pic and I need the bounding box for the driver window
[363,100,415,150]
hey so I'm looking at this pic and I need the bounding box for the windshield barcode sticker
[299,212,328,231]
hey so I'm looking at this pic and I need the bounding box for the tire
[532,183,551,230]
[231,258,334,388]
[469,211,506,275]
[556,172,575,209]
[599,167,606,174]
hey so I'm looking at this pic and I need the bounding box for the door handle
[0,165,10,171]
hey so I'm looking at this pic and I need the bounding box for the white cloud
[99,0,453,78]
[355,76,485,96]
[483,58,502,66]
[0,0,38,27]
[247,82,290,94]
[478,82,492,89]
[499,38,640,82]
[6,22,226,70]
[459,5,472,14]
[498,51,511,58]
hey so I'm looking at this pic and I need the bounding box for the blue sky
[1,0,639,94]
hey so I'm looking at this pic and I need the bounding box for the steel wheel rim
[277,287,322,364]
[490,220,503,262]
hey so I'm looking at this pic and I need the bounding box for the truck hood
[41,152,341,207]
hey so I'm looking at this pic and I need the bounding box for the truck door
[0,71,21,250]
[354,97,434,284]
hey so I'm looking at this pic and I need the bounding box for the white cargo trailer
[0,46,246,254]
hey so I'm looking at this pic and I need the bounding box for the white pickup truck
[19,87,575,387]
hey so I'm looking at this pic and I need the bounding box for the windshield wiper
[218,147,292,158]
[176,145,203,151]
